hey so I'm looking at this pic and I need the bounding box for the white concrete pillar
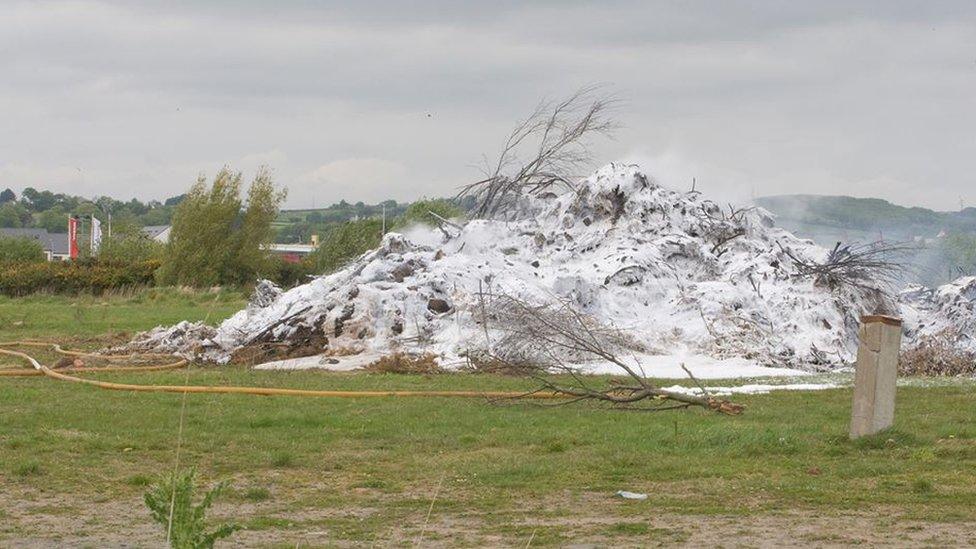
[850,315,902,439]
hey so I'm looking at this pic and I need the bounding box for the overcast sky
[2,1,975,210]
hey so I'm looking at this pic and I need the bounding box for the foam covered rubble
[124,163,966,376]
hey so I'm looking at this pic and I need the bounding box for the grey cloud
[2,1,975,209]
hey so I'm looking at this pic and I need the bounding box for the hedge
[0,259,161,296]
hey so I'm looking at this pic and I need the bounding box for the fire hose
[0,341,562,400]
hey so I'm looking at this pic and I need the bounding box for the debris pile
[125,163,902,371]
[900,276,976,349]
[899,277,976,375]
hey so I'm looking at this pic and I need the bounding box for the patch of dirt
[2,482,975,548]
[363,353,443,375]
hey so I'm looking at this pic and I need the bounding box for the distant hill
[755,194,976,244]
[755,194,976,287]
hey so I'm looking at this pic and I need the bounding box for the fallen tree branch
[475,289,744,414]
[778,240,914,292]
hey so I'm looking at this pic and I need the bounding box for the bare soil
[3,484,974,548]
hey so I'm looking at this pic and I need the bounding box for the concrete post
[850,315,902,439]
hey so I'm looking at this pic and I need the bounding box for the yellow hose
[0,341,187,377]
[0,342,562,400]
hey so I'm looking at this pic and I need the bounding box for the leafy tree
[110,210,143,235]
[99,231,165,263]
[75,202,98,217]
[144,468,240,549]
[37,207,68,233]
[939,232,976,277]
[392,198,463,230]
[20,188,66,212]
[227,167,287,284]
[0,203,25,228]
[0,236,45,263]
[306,218,384,274]
[164,194,187,207]
[157,168,285,286]
[0,188,15,203]
[157,170,243,286]
[139,206,175,226]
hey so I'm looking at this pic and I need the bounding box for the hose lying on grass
[0,341,187,377]
[0,342,745,413]
[0,341,565,400]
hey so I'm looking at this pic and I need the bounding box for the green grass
[1,290,975,545]
[0,287,245,343]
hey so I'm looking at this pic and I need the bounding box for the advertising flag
[68,216,79,259]
[91,216,102,254]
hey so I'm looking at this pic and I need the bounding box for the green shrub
[392,198,463,230]
[0,259,160,296]
[144,467,240,549]
[270,257,313,288]
[99,233,165,263]
[306,218,384,274]
[0,236,45,263]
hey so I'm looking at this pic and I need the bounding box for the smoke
[618,149,757,207]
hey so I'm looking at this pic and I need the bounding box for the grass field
[1,290,976,546]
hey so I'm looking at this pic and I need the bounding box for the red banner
[68,217,79,259]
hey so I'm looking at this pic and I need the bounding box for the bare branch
[779,240,915,293]
[458,86,619,218]
[474,290,744,415]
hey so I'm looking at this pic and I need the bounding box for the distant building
[266,235,320,264]
[141,225,171,243]
[0,228,71,261]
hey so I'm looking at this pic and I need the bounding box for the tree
[157,170,242,286]
[227,167,287,284]
[38,207,68,233]
[0,236,45,263]
[157,168,285,287]
[0,188,15,203]
[140,206,175,226]
[99,231,164,263]
[164,194,187,207]
[0,203,24,228]
[306,219,384,274]
[392,198,463,229]
[940,233,976,278]
[20,188,60,212]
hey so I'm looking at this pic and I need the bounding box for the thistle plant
[144,468,240,549]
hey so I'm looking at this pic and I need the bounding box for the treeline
[276,195,476,244]
[0,187,183,233]
[0,169,464,295]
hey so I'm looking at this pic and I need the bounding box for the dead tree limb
[778,240,915,292]
[458,86,618,218]
[474,290,744,415]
